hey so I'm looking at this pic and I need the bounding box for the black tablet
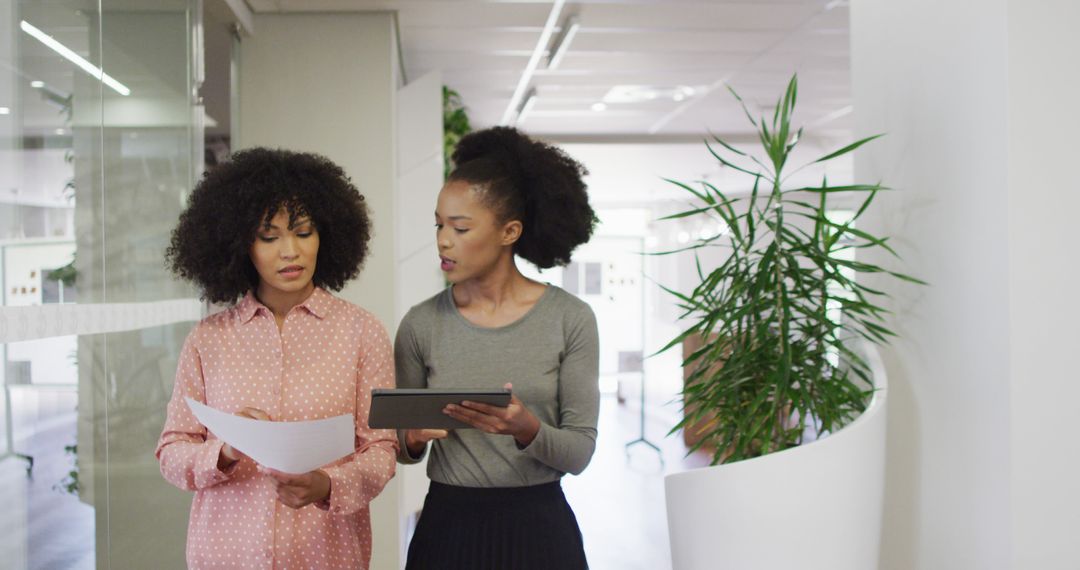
[368,388,512,429]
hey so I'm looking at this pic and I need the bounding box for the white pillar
[1004,2,1080,568]
[394,70,445,556]
[238,13,403,569]
[237,12,399,330]
[852,1,1080,568]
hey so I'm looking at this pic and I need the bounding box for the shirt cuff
[320,465,358,516]
[195,439,237,489]
[519,421,550,454]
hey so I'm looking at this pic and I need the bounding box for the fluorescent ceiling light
[30,80,44,88]
[501,0,566,125]
[591,102,606,112]
[547,16,580,70]
[515,88,538,127]
[604,85,696,104]
[20,20,131,96]
[0,107,10,115]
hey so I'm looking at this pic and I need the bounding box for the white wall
[559,140,855,383]
[852,2,1012,568]
[238,13,402,569]
[395,71,444,321]
[238,12,398,329]
[560,140,852,209]
[852,1,1080,568]
[394,70,445,554]
[1005,1,1080,567]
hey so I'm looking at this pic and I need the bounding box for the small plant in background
[658,75,924,465]
[47,253,77,288]
[56,443,80,495]
[443,86,472,179]
[54,351,81,495]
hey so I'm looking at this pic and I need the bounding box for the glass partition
[0,1,203,567]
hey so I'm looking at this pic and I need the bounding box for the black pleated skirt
[405,480,588,570]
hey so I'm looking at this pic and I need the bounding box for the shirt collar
[236,292,265,325]
[297,287,331,320]
[236,287,330,325]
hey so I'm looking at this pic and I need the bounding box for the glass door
[0,1,205,567]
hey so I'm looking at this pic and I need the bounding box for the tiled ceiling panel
[246,0,852,139]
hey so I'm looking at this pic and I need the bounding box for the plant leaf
[812,134,885,164]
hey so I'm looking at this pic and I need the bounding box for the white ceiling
[243,0,853,140]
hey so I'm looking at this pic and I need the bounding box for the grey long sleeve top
[394,285,600,487]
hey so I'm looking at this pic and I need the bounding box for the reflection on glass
[0,5,81,248]
[96,323,194,567]
[0,350,90,569]
[2,1,101,568]
[91,2,201,568]
[2,0,201,568]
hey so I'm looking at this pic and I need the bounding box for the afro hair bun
[449,127,595,269]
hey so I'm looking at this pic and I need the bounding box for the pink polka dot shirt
[155,288,398,569]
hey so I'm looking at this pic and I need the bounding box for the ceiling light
[516,88,538,126]
[0,107,9,115]
[30,80,44,88]
[20,20,131,96]
[604,85,699,104]
[547,16,580,70]
[54,128,65,135]
[501,0,566,125]
[591,102,606,112]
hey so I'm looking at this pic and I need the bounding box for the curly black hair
[449,127,595,269]
[166,147,371,304]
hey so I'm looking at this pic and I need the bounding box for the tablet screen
[368,388,512,429]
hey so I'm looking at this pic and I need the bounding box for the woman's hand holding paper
[217,407,270,469]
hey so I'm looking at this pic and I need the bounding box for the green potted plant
[442,86,472,180]
[660,75,921,570]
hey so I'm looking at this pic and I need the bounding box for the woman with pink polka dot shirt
[156,148,398,569]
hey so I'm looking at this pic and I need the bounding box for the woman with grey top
[395,126,599,570]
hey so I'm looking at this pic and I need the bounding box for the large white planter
[664,344,888,570]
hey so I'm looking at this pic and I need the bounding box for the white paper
[186,397,355,474]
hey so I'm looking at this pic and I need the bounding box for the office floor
[564,392,710,570]
[0,411,95,570]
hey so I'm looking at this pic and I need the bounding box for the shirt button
[264,549,273,559]
[272,386,281,395]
